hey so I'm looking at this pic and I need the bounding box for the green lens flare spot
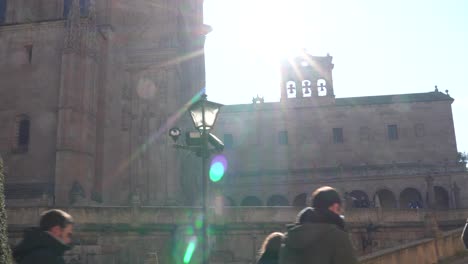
[195,218,203,229]
[183,240,197,263]
[209,162,225,182]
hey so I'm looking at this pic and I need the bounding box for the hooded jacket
[279,207,358,264]
[13,228,71,264]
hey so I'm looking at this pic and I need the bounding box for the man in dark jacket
[13,209,74,264]
[279,186,358,264]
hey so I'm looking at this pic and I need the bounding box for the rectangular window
[80,0,89,16]
[388,124,398,140]
[63,0,72,18]
[0,0,6,24]
[278,130,288,145]
[25,45,33,63]
[14,115,30,153]
[333,128,343,143]
[223,134,233,149]
[63,0,89,17]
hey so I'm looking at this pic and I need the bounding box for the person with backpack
[279,186,358,264]
[257,232,284,264]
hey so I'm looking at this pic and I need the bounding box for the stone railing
[6,207,468,227]
[359,228,465,264]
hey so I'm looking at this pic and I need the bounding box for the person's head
[311,186,342,215]
[258,232,284,263]
[39,209,74,244]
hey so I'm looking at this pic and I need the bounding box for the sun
[203,0,312,103]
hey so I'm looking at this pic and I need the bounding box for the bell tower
[280,52,335,104]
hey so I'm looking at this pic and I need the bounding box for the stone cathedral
[1,1,468,263]
[0,0,206,206]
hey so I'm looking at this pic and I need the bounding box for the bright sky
[203,0,468,154]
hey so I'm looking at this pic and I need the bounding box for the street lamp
[169,94,223,264]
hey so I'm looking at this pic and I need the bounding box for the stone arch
[292,193,307,207]
[374,189,397,208]
[399,187,423,208]
[434,186,449,209]
[267,195,289,206]
[241,196,262,206]
[223,196,235,206]
[349,190,370,208]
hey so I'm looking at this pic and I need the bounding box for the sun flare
[235,0,308,60]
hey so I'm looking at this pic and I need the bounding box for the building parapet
[6,207,468,227]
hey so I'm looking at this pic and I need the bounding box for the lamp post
[169,94,223,264]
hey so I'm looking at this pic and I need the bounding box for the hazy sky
[203,0,468,154]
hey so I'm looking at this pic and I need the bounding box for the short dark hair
[311,186,341,210]
[39,209,73,231]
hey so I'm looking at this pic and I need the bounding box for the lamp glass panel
[189,99,222,131]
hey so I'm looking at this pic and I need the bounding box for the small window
[278,131,288,145]
[388,124,398,140]
[415,123,425,137]
[223,134,233,149]
[16,115,30,152]
[0,0,6,24]
[333,128,343,144]
[25,45,33,64]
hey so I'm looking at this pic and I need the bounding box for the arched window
[434,186,449,209]
[349,190,370,208]
[399,188,423,208]
[267,195,289,206]
[374,189,397,208]
[317,79,327,96]
[302,80,312,97]
[223,196,235,206]
[16,115,30,152]
[286,81,296,98]
[240,196,262,206]
[293,193,307,207]
[0,0,6,24]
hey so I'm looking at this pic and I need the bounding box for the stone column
[451,182,460,209]
[426,175,435,209]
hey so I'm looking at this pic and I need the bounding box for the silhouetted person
[257,232,284,264]
[279,186,358,264]
[13,209,74,264]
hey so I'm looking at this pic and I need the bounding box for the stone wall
[359,228,465,264]
[6,207,468,263]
